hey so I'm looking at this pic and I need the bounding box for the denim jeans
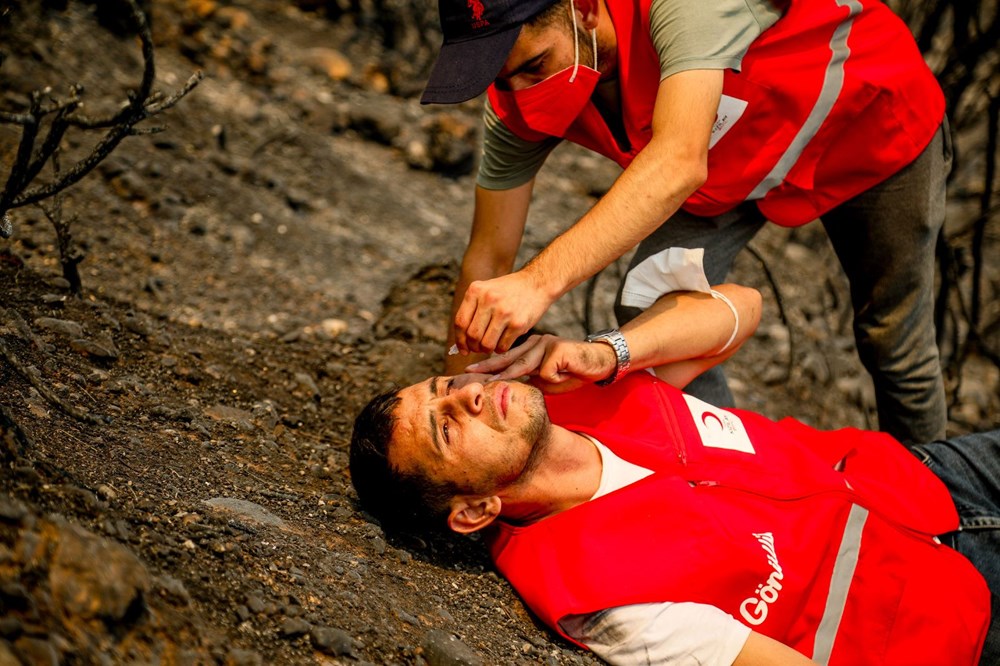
[615,122,951,444]
[912,429,1000,665]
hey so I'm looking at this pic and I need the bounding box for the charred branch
[0,0,202,237]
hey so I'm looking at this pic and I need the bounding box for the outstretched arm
[466,284,761,392]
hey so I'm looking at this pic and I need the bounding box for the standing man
[426,0,951,445]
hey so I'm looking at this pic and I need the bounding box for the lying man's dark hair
[349,389,461,533]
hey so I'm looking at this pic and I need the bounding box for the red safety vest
[487,0,945,226]
[487,373,989,664]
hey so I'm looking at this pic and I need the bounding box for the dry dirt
[1,2,998,665]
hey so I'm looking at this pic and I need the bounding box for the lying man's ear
[447,496,502,534]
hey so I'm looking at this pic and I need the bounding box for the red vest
[487,373,989,664]
[488,0,945,226]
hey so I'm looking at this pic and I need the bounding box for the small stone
[280,617,311,638]
[421,629,484,666]
[394,607,419,626]
[45,276,71,290]
[70,337,119,360]
[319,318,347,338]
[95,484,118,501]
[225,648,263,666]
[310,626,355,657]
[0,497,28,523]
[203,498,285,528]
[245,594,266,614]
[123,312,153,336]
[34,317,83,337]
[251,401,278,431]
[203,405,255,432]
[293,372,320,399]
[156,575,191,604]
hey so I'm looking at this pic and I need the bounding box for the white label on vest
[683,394,755,454]
[709,95,749,150]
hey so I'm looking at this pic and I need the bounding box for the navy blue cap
[421,0,560,104]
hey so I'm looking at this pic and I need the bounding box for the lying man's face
[389,374,551,498]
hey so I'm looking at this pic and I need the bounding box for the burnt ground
[0,1,998,664]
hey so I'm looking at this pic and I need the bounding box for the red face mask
[493,15,600,138]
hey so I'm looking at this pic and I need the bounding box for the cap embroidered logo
[467,0,489,28]
[421,0,559,104]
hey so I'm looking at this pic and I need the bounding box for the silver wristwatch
[585,328,631,386]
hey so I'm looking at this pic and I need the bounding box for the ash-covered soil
[1,1,997,664]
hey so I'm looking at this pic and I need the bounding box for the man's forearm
[620,285,761,388]
[520,69,722,301]
[522,137,706,302]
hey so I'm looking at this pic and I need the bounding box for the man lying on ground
[349,285,998,665]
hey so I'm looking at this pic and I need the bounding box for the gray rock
[122,312,153,336]
[293,372,320,399]
[421,629,483,666]
[309,626,355,657]
[203,498,285,529]
[69,337,119,360]
[245,593,267,614]
[155,575,190,604]
[394,607,419,626]
[251,401,278,431]
[95,484,118,502]
[33,317,83,338]
[0,497,28,523]
[279,617,310,638]
[203,405,255,432]
[225,649,263,666]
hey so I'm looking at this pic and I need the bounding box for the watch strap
[585,328,631,386]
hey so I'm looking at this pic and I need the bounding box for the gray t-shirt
[477,0,783,190]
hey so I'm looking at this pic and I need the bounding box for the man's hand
[453,270,554,356]
[466,334,616,394]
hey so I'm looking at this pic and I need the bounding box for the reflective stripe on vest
[812,503,868,665]
[747,0,862,201]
